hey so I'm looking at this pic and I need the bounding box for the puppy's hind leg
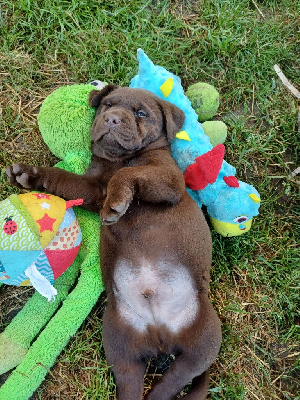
[111,358,146,400]
[147,306,221,400]
[182,371,210,400]
[102,311,146,400]
[146,351,209,400]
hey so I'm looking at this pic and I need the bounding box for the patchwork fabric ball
[0,193,83,301]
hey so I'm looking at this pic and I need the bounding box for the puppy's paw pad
[16,173,31,188]
[6,163,40,189]
[100,209,122,225]
[6,164,23,180]
[101,199,131,225]
[110,202,128,215]
[5,166,12,180]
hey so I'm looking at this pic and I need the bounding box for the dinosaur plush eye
[135,110,148,118]
[233,216,249,223]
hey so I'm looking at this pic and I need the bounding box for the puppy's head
[89,85,185,160]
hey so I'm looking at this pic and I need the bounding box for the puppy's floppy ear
[89,84,118,108]
[159,99,186,142]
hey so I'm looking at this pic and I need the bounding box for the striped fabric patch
[9,251,54,286]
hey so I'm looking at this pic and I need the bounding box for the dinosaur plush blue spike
[130,49,261,237]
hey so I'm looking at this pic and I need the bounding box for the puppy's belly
[113,259,199,333]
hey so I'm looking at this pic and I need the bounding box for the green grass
[0,0,299,398]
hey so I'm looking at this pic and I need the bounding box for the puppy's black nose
[105,115,121,128]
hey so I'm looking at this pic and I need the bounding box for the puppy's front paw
[101,189,132,225]
[6,163,43,190]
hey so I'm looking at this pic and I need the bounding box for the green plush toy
[0,84,104,400]
[0,80,227,399]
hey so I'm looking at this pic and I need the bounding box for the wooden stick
[274,64,300,99]
[251,0,266,19]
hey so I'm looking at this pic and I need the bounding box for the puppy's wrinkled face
[89,86,185,161]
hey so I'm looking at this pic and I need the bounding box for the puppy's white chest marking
[113,259,199,333]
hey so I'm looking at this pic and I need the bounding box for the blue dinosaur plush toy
[130,49,261,237]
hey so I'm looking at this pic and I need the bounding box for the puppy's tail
[183,370,210,400]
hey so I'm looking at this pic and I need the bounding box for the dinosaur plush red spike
[184,144,225,190]
[223,175,240,188]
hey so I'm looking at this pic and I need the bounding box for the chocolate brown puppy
[7,86,222,400]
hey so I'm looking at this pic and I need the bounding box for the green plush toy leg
[0,259,80,375]
[0,210,103,400]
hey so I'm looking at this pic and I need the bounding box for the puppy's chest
[113,259,199,333]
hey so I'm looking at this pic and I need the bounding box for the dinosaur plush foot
[0,334,28,375]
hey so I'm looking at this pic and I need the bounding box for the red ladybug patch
[3,216,18,235]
